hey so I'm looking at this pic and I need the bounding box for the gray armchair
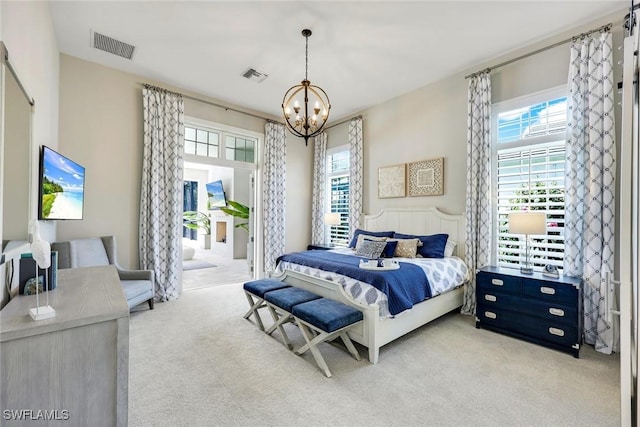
[52,236,154,310]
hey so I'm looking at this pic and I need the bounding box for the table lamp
[508,211,546,274]
[324,213,341,245]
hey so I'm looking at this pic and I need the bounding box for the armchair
[52,236,154,310]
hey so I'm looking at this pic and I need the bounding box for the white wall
[58,54,311,268]
[326,11,624,243]
[0,1,59,308]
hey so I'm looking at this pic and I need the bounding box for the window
[326,147,350,246]
[184,123,257,164]
[492,88,567,272]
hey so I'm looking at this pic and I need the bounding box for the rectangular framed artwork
[378,164,406,198]
[408,157,444,196]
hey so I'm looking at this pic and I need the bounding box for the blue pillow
[393,232,449,258]
[348,228,395,248]
[380,240,398,258]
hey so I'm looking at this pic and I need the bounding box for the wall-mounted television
[38,146,85,220]
[206,180,226,209]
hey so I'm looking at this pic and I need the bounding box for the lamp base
[520,266,534,275]
[29,305,56,321]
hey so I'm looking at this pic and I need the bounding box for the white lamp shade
[324,212,341,225]
[508,211,546,235]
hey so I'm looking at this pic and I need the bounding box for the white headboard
[363,207,465,258]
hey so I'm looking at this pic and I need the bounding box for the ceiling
[49,1,627,123]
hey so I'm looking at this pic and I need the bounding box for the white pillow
[444,239,457,257]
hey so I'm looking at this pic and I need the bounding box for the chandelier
[282,29,331,145]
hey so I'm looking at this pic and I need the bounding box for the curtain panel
[564,30,616,354]
[140,86,184,302]
[263,122,287,273]
[348,117,364,233]
[462,72,492,315]
[311,132,327,244]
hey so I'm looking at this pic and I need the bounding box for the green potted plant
[219,201,250,233]
[183,211,212,249]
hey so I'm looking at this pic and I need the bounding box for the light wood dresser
[1,265,129,426]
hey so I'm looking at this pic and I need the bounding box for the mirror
[1,41,34,307]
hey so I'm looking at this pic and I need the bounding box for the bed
[272,207,468,364]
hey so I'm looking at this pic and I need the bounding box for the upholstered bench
[243,279,291,331]
[292,298,363,377]
[263,287,321,349]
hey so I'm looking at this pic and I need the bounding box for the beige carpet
[129,283,620,426]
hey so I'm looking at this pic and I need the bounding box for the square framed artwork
[408,158,444,196]
[378,164,406,198]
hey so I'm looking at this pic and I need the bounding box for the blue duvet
[277,250,432,316]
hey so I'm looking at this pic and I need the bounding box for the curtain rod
[465,22,613,80]
[325,115,363,130]
[141,83,280,124]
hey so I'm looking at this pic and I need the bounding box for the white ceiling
[49,1,627,123]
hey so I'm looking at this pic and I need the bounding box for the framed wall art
[378,163,406,198]
[408,158,444,196]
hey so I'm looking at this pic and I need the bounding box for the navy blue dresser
[475,266,583,358]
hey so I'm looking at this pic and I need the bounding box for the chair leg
[148,298,154,310]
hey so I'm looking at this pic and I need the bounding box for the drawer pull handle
[540,286,556,295]
[548,327,565,337]
[549,308,565,317]
[484,311,497,319]
[491,279,504,286]
[484,294,497,302]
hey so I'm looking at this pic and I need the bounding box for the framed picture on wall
[378,164,406,198]
[408,158,444,196]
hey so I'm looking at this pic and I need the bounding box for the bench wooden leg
[243,292,266,331]
[265,304,293,350]
[297,322,333,378]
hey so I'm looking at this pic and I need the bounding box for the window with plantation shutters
[326,147,350,246]
[492,87,567,272]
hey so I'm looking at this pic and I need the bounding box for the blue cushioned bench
[292,298,363,377]
[263,287,321,350]
[243,279,291,331]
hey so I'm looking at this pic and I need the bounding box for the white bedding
[274,248,469,318]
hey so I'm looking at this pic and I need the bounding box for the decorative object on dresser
[475,266,583,358]
[508,211,546,274]
[378,163,406,198]
[407,157,444,196]
[27,220,55,320]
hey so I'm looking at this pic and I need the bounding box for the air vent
[242,67,268,83]
[92,31,135,60]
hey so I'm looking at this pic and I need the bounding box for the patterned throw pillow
[388,238,420,258]
[355,234,388,249]
[354,240,387,259]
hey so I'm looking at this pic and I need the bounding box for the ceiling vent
[242,67,268,83]
[91,31,135,60]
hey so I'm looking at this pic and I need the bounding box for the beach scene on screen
[41,148,85,220]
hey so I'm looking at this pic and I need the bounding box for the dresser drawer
[516,315,579,348]
[518,298,578,325]
[477,272,521,295]
[522,279,578,305]
[476,306,520,332]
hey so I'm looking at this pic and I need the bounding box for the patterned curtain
[462,72,492,315]
[140,86,184,302]
[311,132,327,244]
[564,30,616,354]
[263,122,287,273]
[348,117,363,233]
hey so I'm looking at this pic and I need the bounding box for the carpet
[128,283,620,427]
[182,259,217,271]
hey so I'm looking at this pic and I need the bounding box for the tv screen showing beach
[206,180,226,209]
[39,146,85,220]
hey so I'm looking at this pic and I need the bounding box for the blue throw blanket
[277,251,432,315]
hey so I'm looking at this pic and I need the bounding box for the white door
[618,9,639,425]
